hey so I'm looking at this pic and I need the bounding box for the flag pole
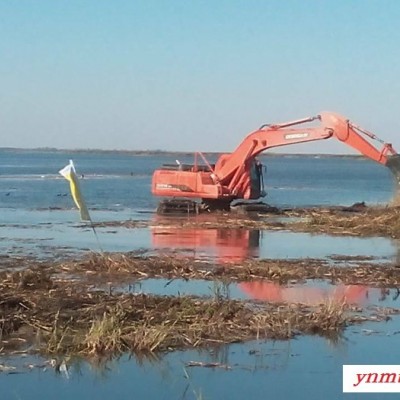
[59,160,103,253]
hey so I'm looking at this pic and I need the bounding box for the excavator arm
[214,112,397,196]
[152,111,400,209]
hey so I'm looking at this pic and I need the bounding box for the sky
[1,0,400,153]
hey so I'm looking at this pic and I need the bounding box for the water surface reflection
[240,281,369,305]
[151,221,397,262]
[152,225,260,262]
[125,278,400,308]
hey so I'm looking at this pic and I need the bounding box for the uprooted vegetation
[94,204,400,238]
[0,251,400,357]
[287,205,400,238]
[0,265,351,357]
[3,200,400,360]
[60,252,400,287]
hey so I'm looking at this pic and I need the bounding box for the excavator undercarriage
[156,199,201,215]
[156,198,280,215]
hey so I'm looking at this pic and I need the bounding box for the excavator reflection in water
[151,220,260,263]
[150,220,394,306]
[240,281,369,306]
[240,281,400,307]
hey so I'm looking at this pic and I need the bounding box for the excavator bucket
[386,155,400,185]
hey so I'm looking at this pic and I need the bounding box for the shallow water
[1,150,398,260]
[151,225,398,263]
[0,149,398,212]
[2,315,400,400]
[1,219,398,263]
[2,150,400,399]
[118,278,400,309]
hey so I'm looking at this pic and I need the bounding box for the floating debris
[0,252,399,358]
[0,264,351,357]
[185,361,232,370]
[87,204,400,239]
[57,253,400,287]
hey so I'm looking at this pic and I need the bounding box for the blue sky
[1,0,400,153]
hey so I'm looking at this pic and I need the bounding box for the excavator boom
[152,112,400,210]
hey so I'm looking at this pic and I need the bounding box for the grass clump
[0,256,395,359]
[84,307,125,354]
[0,267,350,357]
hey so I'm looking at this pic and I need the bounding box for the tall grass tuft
[83,307,126,355]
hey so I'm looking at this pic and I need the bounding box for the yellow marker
[59,160,91,221]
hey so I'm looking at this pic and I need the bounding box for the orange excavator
[152,112,400,213]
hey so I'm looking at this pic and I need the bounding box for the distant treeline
[0,147,363,159]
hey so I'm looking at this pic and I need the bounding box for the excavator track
[156,199,200,215]
[156,198,281,215]
[230,201,281,215]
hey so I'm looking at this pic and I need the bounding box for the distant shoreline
[0,147,364,159]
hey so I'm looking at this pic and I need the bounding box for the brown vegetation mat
[92,204,400,238]
[1,251,400,358]
[59,253,400,287]
[287,205,400,238]
[0,266,353,357]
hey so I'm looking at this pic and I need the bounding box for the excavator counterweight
[152,112,398,213]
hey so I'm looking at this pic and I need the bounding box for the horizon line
[0,147,363,157]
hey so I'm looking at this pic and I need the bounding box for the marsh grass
[91,205,400,238]
[58,252,400,287]
[0,266,352,357]
[210,280,231,302]
[3,203,400,361]
[84,307,125,354]
[0,249,398,359]
[292,206,400,238]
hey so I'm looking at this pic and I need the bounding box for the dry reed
[0,266,351,357]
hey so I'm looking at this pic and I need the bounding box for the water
[119,278,400,309]
[0,149,397,212]
[1,149,400,399]
[1,149,399,259]
[2,323,400,400]
[151,225,397,262]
